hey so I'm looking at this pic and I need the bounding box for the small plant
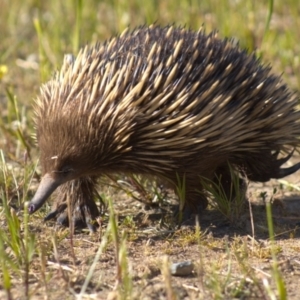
[265,190,287,300]
[107,197,133,298]
[175,173,186,225]
[104,174,169,208]
[200,164,247,223]
[0,151,36,299]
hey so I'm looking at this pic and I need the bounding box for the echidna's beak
[28,174,61,214]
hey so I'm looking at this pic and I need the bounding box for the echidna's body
[29,25,300,230]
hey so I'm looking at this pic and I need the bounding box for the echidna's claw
[44,202,67,221]
[275,148,295,167]
[277,162,300,179]
[44,202,99,233]
[273,148,300,178]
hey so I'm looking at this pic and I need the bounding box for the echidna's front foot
[44,177,100,232]
[44,200,100,232]
[174,196,209,224]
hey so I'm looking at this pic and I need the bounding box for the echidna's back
[90,26,300,155]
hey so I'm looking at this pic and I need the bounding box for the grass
[200,164,247,224]
[1,0,300,298]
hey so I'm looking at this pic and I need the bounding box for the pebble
[170,261,194,276]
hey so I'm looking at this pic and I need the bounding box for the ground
[2,167,300,300]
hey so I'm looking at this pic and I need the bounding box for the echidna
[29,25,300,231]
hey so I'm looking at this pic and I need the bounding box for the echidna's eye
[59,166,74,176]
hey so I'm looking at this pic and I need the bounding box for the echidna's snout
[29,174,62,214]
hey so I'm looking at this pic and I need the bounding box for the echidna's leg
[174,165,247,221]
[44,177,99,232]
[213,165,247,202]
[172,174,209,220]
[182,189,209,219]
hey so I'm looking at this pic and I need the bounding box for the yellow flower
[0,65,8,80]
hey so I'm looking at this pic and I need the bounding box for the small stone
[170,261,194,276]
